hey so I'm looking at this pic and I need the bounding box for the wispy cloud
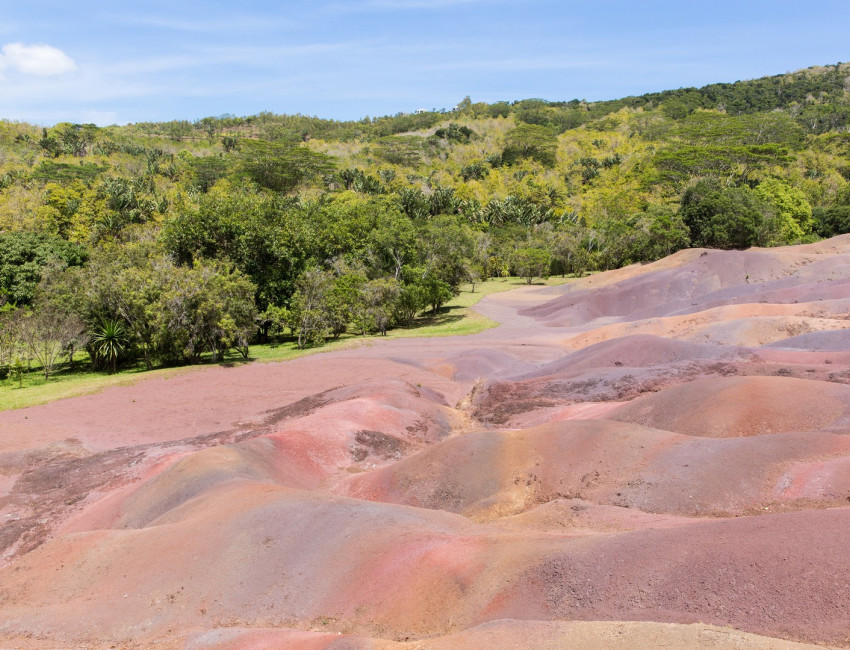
[102,13,298,34]
[419,56,608,73]
[0,43,76,79]
[95,40,362,77]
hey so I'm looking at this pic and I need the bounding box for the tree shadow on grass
[217,352,256,368]
[220,305,468,365]
[218,359,252,368]
[401,305,465,331]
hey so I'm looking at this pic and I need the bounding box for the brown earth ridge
[1,236,850,649]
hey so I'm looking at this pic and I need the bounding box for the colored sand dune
[1,236,850,648]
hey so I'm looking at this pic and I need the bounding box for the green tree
[163,183,309,309]
[325,272,367,338]
[512,247,551,284]
[374,136,423,166]
[369,209,416,279]
[754,178,813,243]
[643,205,691,259]
[104,241,171,369]
[461,161,488,182]
[420,272,453,315]
[548,226,596,277]
[812,205,850,238]
[468,230,493,286]
[221,135,239,153]
[0,306,24,380]
[352,277,400,335]
[239,141,335,193]
[681,180,771,249]
[653,144,791,186]
[37,180,106,241]
[258,304,291,345]
[162,262,257,362]
[289,268,333,349]
[39,237,168,370]
[434,123,474,143]
[502,124,558,167]
[419,215,474,288]
[312,192,398,262]
[0,232,87,307]
[188,155,231,192]
[394,278,428,326]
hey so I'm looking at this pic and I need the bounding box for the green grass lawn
[0,275,573,411]
[0,364,194,411]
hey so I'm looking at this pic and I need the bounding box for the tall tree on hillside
[681,180,772,249]
[239,141,335,193]
[502,124,558,167]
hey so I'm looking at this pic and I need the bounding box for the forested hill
[2,62,850,372]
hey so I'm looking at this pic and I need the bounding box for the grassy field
[0,276,573,411]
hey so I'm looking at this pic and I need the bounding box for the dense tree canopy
[681,181,771,249]
[0,232,87,306]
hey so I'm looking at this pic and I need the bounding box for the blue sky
[1,0,849,126]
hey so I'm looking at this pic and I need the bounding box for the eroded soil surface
[2,236,850,649]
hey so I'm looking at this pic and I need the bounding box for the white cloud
[0,42,76,77]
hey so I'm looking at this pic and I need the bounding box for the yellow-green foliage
[754,178,813,241]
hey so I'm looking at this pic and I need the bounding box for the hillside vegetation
[2,62,850,380]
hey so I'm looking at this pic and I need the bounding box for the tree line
[1,62,850,379]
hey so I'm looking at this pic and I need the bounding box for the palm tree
[91,320,127,374]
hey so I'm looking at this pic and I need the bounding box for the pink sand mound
[5,478,850,646]
[408,620,834,650]
[185,621,831,650]
[605,375,850,437]
[334,419,850,518]
[430,348,535,381]
[513,334,744,379]
[488,507,850,646]
[765,329,850,350]
[3,236,850,648]
[333,420,680,519]
[524,235,850,329]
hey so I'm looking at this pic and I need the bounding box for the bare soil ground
[1,235,850,648]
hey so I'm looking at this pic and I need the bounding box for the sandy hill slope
[1,235,849,648]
